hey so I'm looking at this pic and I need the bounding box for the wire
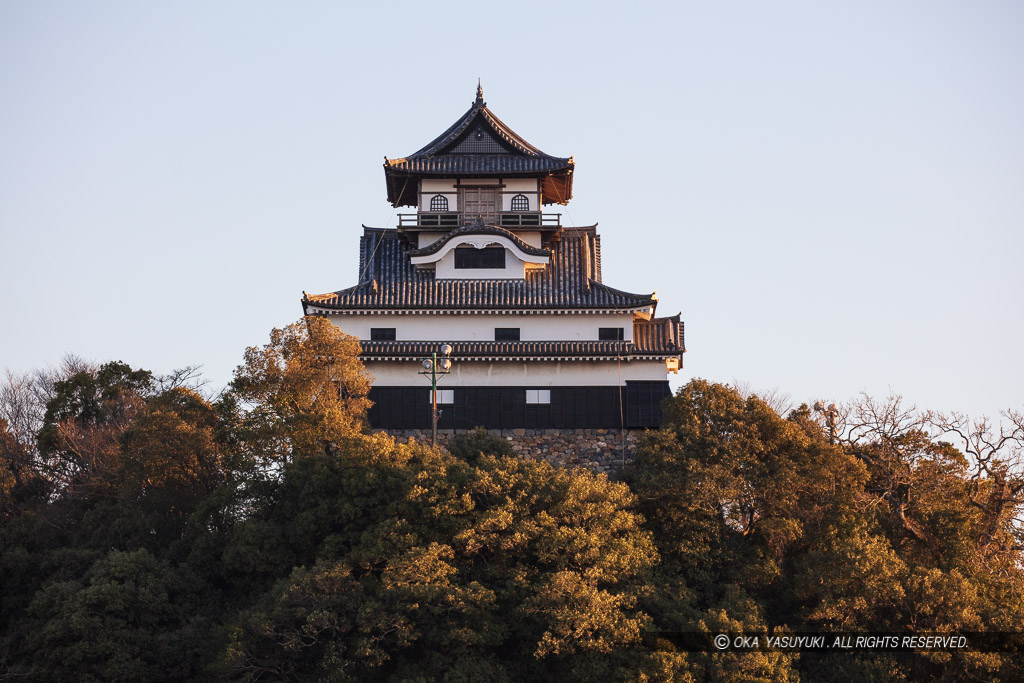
[359,177,409,283]
[617,347,626,467]
[357,229,386,284]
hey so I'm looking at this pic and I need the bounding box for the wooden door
[463,187,498,221]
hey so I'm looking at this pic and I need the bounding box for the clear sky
[1,1,1022,419]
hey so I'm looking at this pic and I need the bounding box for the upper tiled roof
[302,225,656,312]
[359,339,678,362]
[387,155,571,176]
[407,224,551,259]
[384,85,574,207]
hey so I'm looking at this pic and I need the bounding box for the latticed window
[455,247,504,269]
[510,194,529,211]
[429,194,449,212]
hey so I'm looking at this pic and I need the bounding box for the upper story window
[455,246,505,269]
[510,194,530,211]
[495,328,520,341]
[429,194,449,212]
[370,328,396,341]
[599,327,625,341]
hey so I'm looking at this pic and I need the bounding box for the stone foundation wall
[377,428,643,475]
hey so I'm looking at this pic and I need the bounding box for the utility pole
[420,344,453,446]
[813,400,839,445]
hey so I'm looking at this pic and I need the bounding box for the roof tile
[304,227,656,312]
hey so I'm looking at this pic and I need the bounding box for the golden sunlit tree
[227,316,373,463]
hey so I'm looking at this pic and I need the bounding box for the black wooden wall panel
[624,381,672,428]
[367,382,671,430]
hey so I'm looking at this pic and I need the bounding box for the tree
[0,417,34,521]
[648,385,1024,682]
[931,410,1024,557]
[25,548,206,682]
[226,316,373,464]
[220,441,662,681]
[110,387,228,553]
[35,361,154,498]
[0,356,96,451]
[447,426,514,463]
[631,380,866,594]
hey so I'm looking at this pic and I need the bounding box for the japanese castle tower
[302,85,684,431]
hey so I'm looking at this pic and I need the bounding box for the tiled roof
[384,86,573,206]
[386,156,572,176]
[407,224,551,258]
[634,314,685,354]
[357,315,683,361]
[403,87,569,159]
[303,226,656,312]
[359,339,678,361]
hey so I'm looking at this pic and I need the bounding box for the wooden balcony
[398,212,562,229]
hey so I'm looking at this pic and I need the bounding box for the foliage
[226,315,373,464]
[24,548,206,683]
[2,330,1022,681]
[447,426,514,462]
[35,361,154,498]
[220,443,661,680]
[630,380,1024,681]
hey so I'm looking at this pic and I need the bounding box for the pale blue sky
[2,1,1022,418]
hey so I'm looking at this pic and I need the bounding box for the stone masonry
[375,428,644,476]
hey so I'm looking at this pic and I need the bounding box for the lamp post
[813,400,840,445]
[419,344,453,446]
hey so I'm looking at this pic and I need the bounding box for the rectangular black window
[370,328,396,341]
[455,247,505,269]
[495,328,520,341]
[598,327,625,341]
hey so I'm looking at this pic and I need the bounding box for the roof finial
[475,79,485,107]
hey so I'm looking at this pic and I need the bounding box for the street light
[419,344,454,445]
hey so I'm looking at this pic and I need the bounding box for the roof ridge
[408,224,551,258]
[477,108,543,156]
[393,97,565,161]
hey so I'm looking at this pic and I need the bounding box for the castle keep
[303,86,683,434]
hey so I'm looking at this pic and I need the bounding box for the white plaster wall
[515,231,542,248]
[501,179,538,211]
[365,359,668,386]
[421,193,457,211]
[417,232,447,248]
[503,179,537,192]
[417,179,540,213]
[418,180,457,212]
[329,312,635,341]
[421,180,457,192]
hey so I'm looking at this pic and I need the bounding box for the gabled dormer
[408,223,551,280]
[383,84,574,240]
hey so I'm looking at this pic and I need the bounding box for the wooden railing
[398,212,562,228]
